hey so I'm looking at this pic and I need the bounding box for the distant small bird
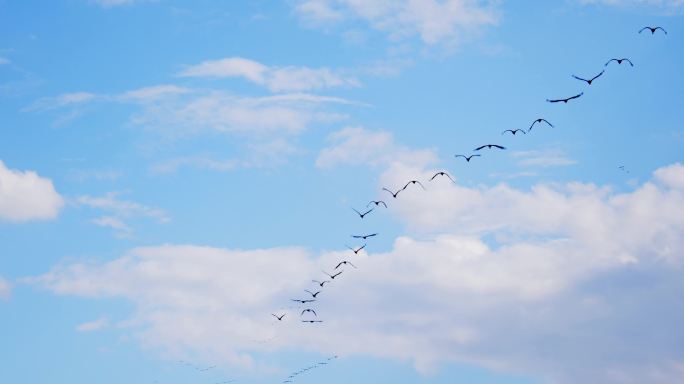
[352,207,373,219]
[367,200,388,208]
[305,289,321,298]
[502,129,526,136]
[335,260,357,269]
[352,233,378,240]
[382,187,403,198]
[618,165,630,174]
[474,144,505,151]
[639,26,667,35]
[455,154,481,162]
[605,58,633,67]
[302,320,323,323]
[291,299,316,304]
[547,92,583,103]
[528,118,554,132]
[572,70,604,85]
[429,171,455,183]
[272,313,286,321]
[346,244,366,254]
[301,309,317,316]
[198,366,216,372]
[312,279,330,287]
[402,180,425,191]
[323,270,343,279]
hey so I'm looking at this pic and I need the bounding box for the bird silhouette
[352,233,378,240]
[301,309,317,316]
[272,313,286,321]
[572,70,604,85]
[528,118,554,132]
[474,144,506,151]
[402,180,425,191]
[547,92,583,103]
[301,320,323,323]
[335,260,357,269]
[305,289,321,298]
[605,58,633,67]
[455,154,481,162]
[352,207,373,219]
[430,171,455,183]
[346,244,366,254]
[367,200,388,208]
[382,187,403,198]
[502,129,526,136]
[291,299,316,304]
[312,279,330,287]
[323,270,343,279]
[639,26,667,34]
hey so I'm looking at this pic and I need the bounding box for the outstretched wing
[605,58,618,67]
[572,74,588,82]
[569,92,584,100]
[474,145,487,151]
[655,27,668,34]
[502,129,515,135]
[638,27,649,33]
[591,70,605,81]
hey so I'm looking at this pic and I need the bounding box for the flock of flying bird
[265,25,668,384]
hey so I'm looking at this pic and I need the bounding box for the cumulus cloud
[294,0,500,45]
[179,57,359,92]
[0,160,64,221]
[31,163,684,383]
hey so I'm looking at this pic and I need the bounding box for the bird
[302,320,323,323]
[639,26,667,35]
[402,180,425,191]
[352,233,378,240]
[367,200,388,208]
[305,289,321,298]
[572,70,604,85]
[352,207,373,219]
[323,270,343,279]
[198,366,216,372]
[618,165,630,174]
[455,154,481,162]
[474,144,506,151]
[272,313,286,321]
[346,244,366,254]
[547,92,583,103]
[382,187,403,198]
[528,118,554,132]
[605,58,634,67]
[291,299,316,304]
[301,308,317,316]
[430,171,455,183]
[502,129,526,136]
[335,260,357,269]
[312,279,330,287]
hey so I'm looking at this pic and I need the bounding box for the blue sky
[1,1,684,383]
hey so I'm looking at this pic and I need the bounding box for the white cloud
[179,57,359,92]
[0,160,64,221]
[76,192,169,237]
[92,216,134,238]
[316,127,437,169]
[294,0,500,45]
[118,84,190,102]
[25,92,98,112]
[76,317,109,332]
[32,163,684,383]
[0,277,10,300]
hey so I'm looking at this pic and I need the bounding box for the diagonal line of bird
[270,25,666,382]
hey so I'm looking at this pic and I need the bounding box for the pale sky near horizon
[1,1,684,383]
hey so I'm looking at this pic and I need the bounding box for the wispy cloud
[0,160,64,222]
[294,0,501,46]
[76,191,169,237]
[0,277,10,300]
[76,317,109,332]
[178,57,360,92]
[512,149,577,168]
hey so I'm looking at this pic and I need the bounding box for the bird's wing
[379,201,387,208]
[454,154,466,159]
[430,173,440,181]
[605,58,617,66]
[656,27,667,34]
[516,129,526,134]
[358,243,367,251]
[494,145,506,149]
[352,207,361,215]
[592,70,605,81]
[416,181,426,189]
[542,119,554,127]
[348,262,357,268]
[363,208,374,216]
[335,262,344,269]
[639,27,649,33]
[502,130,514,135]
[546,98,560,103]
[570,92,584,99]
[572,75,588,82]
[625,59,634,66]
[382,187,395,195]
[474,145,486,151]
